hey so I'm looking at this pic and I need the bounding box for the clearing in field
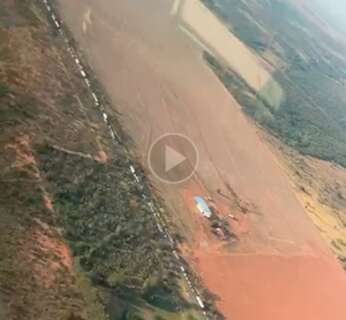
[174,0,284,109]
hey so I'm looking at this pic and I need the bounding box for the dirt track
[56,0,346,319]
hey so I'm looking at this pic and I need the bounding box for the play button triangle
[165,145,186,172]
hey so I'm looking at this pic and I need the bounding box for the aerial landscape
[1,0,346,319]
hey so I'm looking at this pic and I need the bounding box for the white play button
[148,133,199,184]
[165,145,187,172]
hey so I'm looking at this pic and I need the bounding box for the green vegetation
[0,84,8,97]
[37,145,201,319]
[202,0,346,167]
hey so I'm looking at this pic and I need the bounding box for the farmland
[203,0,346,167]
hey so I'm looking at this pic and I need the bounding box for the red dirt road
[56,0,346,319]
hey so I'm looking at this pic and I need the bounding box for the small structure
[194,196,212,219]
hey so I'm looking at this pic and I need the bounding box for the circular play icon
[148,133,199,184]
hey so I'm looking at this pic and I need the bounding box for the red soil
[194,249,346,320]
[43,194,54,212]
[22,227,73,289]
[94,150,108,163]
[56,0,346,319]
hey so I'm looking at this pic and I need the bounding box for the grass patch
[258,78,284,111]
[0,84,8,97]
[108,292,200,320]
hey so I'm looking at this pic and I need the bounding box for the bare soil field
[56,0,346,319]
[194,250,346,320]
[177,0,278,92]
[263,132,346,268]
